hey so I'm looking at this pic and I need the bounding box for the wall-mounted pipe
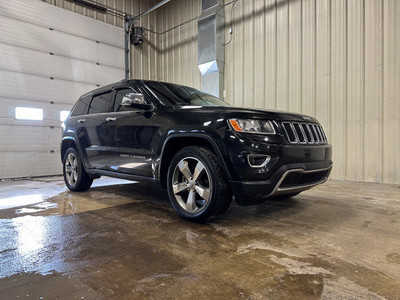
[124,0,170,79]
[70,0,107,13]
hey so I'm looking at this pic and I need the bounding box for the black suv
[61,80,332,222]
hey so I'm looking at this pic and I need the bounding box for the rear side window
[71,95,91,116]
[88,92,113,114]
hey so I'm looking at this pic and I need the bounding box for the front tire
[167,146,232,222]
[63,148,93,192]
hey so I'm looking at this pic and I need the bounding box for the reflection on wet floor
[0,177,139,217]
[0,177,400,299]
[0,194,43,210]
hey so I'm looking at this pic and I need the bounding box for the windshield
[145,81,230,107]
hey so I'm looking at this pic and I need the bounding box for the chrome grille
[282,122,328,144]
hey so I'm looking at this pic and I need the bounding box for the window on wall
[15,107,43,121]
[60,111,70,122]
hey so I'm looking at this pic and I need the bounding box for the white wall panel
[0,70,96,104]
[42,0,156,29]
[0,0,124,179]
[0,0,123,47]
[0,152,61,178]
[0,43,123,86]
[0,16,124,69]
[0,97,73,124]
[0,126,62,152]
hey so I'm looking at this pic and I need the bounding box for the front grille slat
[315,125,323,143]
[319,126,327,143]
[306,124,315,144]
[281,121,328,145]
[312,125,320,143]
[309,124,318,143]
[293,123,306,143]
[282,123,298,143]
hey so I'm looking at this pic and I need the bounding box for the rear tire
[63,148,93,192]
[167,146,232,222]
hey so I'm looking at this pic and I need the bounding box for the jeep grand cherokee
[61,80,332,222]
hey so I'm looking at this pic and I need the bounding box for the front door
[102,86,159,177]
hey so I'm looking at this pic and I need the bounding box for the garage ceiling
[0,0,124,179]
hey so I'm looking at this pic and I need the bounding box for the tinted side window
[88,92,113,114]
[71,95,91,116]
[114,88,143,112]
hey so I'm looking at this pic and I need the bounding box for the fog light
[247,154,271,168]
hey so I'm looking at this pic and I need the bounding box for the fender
[158,132,235,184]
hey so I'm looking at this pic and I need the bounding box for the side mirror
[121,93,153,111]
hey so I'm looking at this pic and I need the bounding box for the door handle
[77,119,86,123]
[105,117,117,122]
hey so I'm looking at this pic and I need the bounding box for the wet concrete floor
[0,177,399,299]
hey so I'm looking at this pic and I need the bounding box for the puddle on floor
[0,178,144,217]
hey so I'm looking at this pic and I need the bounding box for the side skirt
[90,169,160,185]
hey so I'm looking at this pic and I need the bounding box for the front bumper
[230,161,332,199]
[221,129,332,199]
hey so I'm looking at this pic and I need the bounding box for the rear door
[68,94,92,167]
[84,90,115,169]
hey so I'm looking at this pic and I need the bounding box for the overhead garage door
[0,0,124,179]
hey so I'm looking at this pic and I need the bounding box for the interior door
[103,86,158,177]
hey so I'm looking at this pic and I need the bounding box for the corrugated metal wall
[42,0,400,184]
[137,0,201,89]
[225,0,400,184]
[143,0,399,184]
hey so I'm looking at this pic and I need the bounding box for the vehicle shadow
[89,181,170,205]
[87,181,304,224]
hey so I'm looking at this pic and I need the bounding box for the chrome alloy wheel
[64,152,78,186]
[171,157,212,214]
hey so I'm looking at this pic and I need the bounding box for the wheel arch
[61,137,77,162]
[61,136,93,176]
[158,134,233,189]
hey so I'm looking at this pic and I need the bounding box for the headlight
[228,119,276,135]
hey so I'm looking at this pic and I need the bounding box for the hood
[173,106,319,123]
